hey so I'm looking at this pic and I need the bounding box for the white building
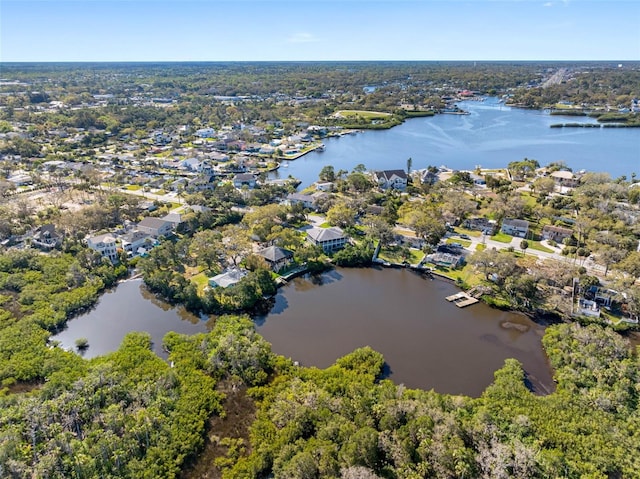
[86,233,118,262]
[306,226,347,252]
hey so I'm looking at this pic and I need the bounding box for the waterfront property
[256,245,294,272]
[209,268,247,288]
[306,226,347,252]
[86,233,118,262]
[373,169,408,190]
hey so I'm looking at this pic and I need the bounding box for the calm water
[52,269,554,397]
[272,98,639,188]
[256,267,554,397]
[52,278,212,358]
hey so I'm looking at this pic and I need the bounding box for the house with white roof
[208,268,247,288]
[86,233,118,262]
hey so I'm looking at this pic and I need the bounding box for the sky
[1,0,639,62]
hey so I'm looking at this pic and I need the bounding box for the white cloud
[287,32,319,44]
[543,2,553,6]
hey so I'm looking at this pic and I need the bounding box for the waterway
[271,97,639,188]
[54,268,555,397]
[52,278,212,359]
[255,267,554,397]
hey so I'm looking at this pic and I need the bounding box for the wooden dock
[445,291,479,308]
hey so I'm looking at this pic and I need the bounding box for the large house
[550,170,581,189]
[31,224,62,250]
[374,169,408,190]
[137,217,174,237]
[233,173,257,189]
[306,226,347,252]
[121,230,154,256]
[542,225,573,243]
[256,245,294,272]
[86,233,118,262]
[286,192,328,211]
[501,218,529,238]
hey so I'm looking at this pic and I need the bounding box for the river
[53,268,555,397]
[271,97,640,188]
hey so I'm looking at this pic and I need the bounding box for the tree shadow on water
[379,361,394,382]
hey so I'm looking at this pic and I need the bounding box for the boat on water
[317,143,325,151]
[280,161,289,168]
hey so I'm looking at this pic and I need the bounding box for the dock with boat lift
[445,291,479,308]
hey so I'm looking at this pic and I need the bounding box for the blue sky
[1,0,639,62]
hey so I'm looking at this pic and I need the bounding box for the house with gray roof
[31,224,62,250]
[256,245,293,272]
[373,169,408,190]
[137,217,174,237]
[121,230,154,256]
[306,226,347,252]
[233,173,257,189]
[501,218,529,238]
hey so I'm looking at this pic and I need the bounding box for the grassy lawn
[319,222,331,228]
[429,263,485,288]
[476,244,486,251]
[453,227,482,238]
[190,272,210,295]
[378,246,424,264]
[491,232,513,243]
[336,110,392,120]
[125,185,142,191]
[527,241,554,253]
[520,192,537,208]
[446,238,471,248]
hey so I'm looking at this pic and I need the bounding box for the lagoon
[255,267,554,397]
[54,268,555,397]
[271,97,640,188]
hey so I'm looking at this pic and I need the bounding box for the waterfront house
[427,244,465,268]
[542,225,573,243]
[137,217,174,238]
[306,226,347,252]
[86,233,118,263]
[373,169,408,190]
[208,268,247,288]
[256,245,294,272]
[121,230,154,256]
[501,218,529,238]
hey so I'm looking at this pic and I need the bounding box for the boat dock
[445,291,479,308]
